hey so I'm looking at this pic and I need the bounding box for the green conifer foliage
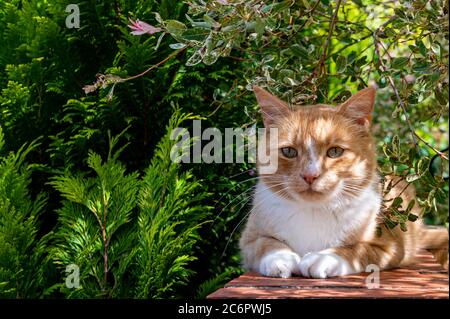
[49,130,140,298]
[0,127,48,298]
[49,111,210,298]
[135,111,210,298]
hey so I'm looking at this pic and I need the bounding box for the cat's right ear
[253,86,290,127]
[337,87,376,129]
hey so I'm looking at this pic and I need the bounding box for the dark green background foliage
[0,0,448,298]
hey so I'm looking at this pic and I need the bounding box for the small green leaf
[392,196,403,208]
[182,29,210,42]
[417,158,429,174]
[391,135,400,154]
[412,63,429,73]
[154,12,163,24]
[279,69,296,78]
[435,86,448,105]
[335,55,347,73]
[169,43,187,50]
[400,222,408,232]
[255,16,265,39]
[406,173,420,182]
[408,214,418,222]
[203,50,219,65]
[416,39,427,57]
[347,51,357,64]
[290,44,309,59]
[271,0,294,13]
[384,28,396,37]
[405,199,415,213]
[203,14,220,29]
[391,57,409,69]
[155,32,165,51]
[376,226,382,237]
[186,50,203,66]
[165,20,187,37]
[302,0,311,9]
[406,174,420,183]
[385,219,398,229]
[408,148,418,162]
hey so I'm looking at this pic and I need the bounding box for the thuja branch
[102,191,109,289]
[89,203,109,292]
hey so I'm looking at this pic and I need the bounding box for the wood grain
[208,251,448,299]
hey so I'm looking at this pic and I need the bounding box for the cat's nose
[302,173,319,185]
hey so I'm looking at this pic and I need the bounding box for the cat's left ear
[338,87,376,128]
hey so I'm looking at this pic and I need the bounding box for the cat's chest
[254,183,379,256]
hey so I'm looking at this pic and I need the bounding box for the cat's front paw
[299,251,355,278]
[259,250,301,278]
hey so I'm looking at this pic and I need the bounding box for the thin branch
[329,33,372,58]
[315,0,342,77]
[379,15,397,30]
[121,47,187,82]
[102,193,109,291]
[414,133,449,160]
[207,79,238,117]
[373,20,419,149]
[83,47,187,95]
[298,0,322,30]
[373,16,446,158]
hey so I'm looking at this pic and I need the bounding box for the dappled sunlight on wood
[208,251,448,299]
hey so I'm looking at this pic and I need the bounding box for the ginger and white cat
[239,86,448,279]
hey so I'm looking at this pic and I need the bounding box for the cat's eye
[327,146,345,158]
[281,147,298,158]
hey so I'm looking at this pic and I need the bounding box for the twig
[121,47,187,82]
[329,33,372,58]
[227,55,250,61]
[102,193,109,290]
[298,0,322,30]
[414,133,449,160]
[373,21,419,149]
[310,0,342,79]
[379,15,397,30]
[207,79,238,117]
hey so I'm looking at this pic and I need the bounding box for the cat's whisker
[341,188,363,198]
[212,180,286,226]
[220,185,291,260]
[342,185,365,192]
[211,186,257,226]
[227,169,257,180]
[213,176,261,208]
[342,186,365,195]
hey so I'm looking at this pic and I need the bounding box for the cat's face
[254,86,377,203]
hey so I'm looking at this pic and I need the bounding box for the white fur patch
[305,138,321,177]
[253,179,380,257]
[259,249,301,278]
[351,159,367,179]
[299,251,355,278]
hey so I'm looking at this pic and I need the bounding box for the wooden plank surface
[208,251,449,299]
